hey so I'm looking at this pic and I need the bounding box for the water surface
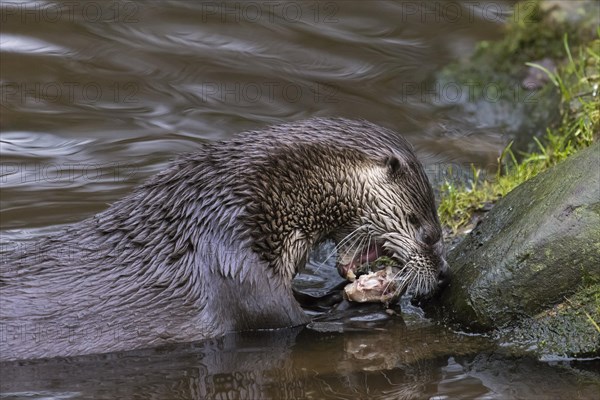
[2,0,511,230]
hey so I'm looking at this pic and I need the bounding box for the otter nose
[437,260,451,288]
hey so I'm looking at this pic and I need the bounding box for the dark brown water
[1,1,599,399]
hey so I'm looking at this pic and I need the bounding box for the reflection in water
[1,1,599,399]
[2,323,598,400]
[0,322,487,400]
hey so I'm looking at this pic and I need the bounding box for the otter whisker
[349,225,378,269]
[331,226,365,258]
[395,265,435,296]
[343,228,369,260]
[334,225,366,250]
[392,277,411,298]
[349,234,369,267]
[386,267,409,295]
[359,232,374,270]
[386,260,436,297]
[315,226,365,271]
[384,270,400,294]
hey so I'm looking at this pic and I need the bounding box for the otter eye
[408,213,419,225]
[421,229,439,245]
[422,232,435,245]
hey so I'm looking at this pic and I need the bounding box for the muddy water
[1,1,598,399]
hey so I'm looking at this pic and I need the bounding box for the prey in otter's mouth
[337,227,448,304]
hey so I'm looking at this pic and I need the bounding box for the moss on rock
[505,284,600,358]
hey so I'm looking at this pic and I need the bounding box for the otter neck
[244,155,369,282]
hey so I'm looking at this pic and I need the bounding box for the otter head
[245,138,449,299]
[332,151,450,299]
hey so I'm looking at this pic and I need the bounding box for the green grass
[439,33,599,233]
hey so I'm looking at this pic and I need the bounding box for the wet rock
[439,142,600,357]
[502,283,600,358]
[541,0,600,27]
[460,351,600,397]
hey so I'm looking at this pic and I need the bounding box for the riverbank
[437,0,598,237]
[433,0,599,358]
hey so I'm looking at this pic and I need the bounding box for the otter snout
[437,259,451,289]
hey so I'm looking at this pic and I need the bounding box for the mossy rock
[504,284,600,357]
[438,142,600,357]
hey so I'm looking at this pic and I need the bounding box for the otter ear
[384,155,404,176]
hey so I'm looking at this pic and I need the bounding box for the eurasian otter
[0,118,448,361]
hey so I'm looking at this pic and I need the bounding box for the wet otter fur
[1,118,448,360]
